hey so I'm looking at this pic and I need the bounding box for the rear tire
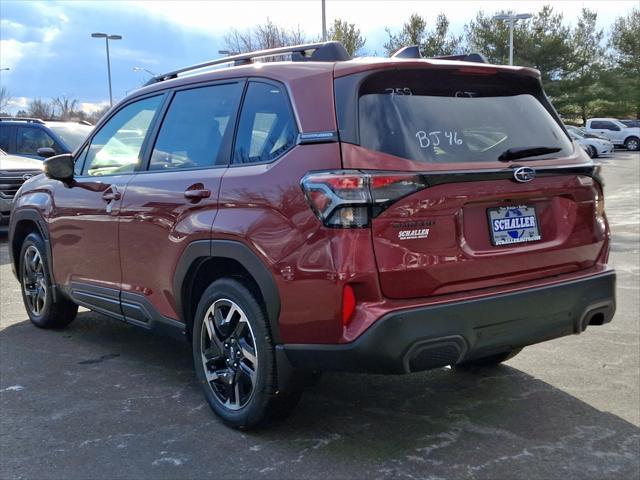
[456,348,522,369]
[625,136,640,151]
[192,278,301,429]
[19,233,78,329]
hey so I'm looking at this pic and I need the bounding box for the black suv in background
[0,118,93,160]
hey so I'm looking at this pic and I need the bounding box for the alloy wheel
[200,299,258,410]
[626,138,639,151]
[22,245,47,316]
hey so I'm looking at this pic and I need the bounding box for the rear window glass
[357,69,572,164]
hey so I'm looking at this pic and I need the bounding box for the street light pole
[492,13,532,65]
[91,32,122,107]
[321,0,327,42]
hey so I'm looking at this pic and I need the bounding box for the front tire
[587,145,598,158]
[192,279,300,429]
[19,233,78,329]
[625,136,640,151]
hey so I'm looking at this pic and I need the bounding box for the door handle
[184,185,211,201]
[102,186,121,201]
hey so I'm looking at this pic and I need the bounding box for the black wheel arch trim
[9,208,59,301]
[174,239,282,343]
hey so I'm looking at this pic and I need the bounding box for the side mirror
[44,154,74,182]
[37,147,57,158]
[611,125,621,131]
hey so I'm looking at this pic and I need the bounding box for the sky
[0,0,637,114]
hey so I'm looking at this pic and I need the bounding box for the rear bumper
[280,269,616,374]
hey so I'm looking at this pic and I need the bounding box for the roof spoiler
[391,46,488,64]
[146,41,352,86]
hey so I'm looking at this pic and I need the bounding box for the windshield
[357,69,572,164]
[567,126,585,138]
[48,124,93,150]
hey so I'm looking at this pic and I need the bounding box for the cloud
[79,101,110,114]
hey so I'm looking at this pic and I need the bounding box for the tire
[192,278,301,429]
[624,136,639,151]
[19,233,78,329]
[456,348,523,369]
[587,145,598,158]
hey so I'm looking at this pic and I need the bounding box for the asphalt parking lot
[1,151,639,480]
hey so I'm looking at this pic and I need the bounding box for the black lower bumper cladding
[280,270,616,374]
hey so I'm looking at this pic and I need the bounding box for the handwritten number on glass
[385,87,413,96]
[416,130,463,148]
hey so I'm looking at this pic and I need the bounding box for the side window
[233,82,297,165]
[16,127,58,155]
[595,121,615,130]
[0,125,11,152]
[82,95,162,176]
[150,83,243,170]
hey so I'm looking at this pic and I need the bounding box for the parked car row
[584,118,640,151]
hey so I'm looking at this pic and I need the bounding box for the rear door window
[150,82,243,170]
[355,69,572,164]
[233,82,297,165]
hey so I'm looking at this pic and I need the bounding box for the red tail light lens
[301,170,427,228]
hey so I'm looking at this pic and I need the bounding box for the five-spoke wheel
[19,232,77,328]
[201,299,258,410]
[22,245,48,316]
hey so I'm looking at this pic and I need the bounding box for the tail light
[301,170,428,228]
[592,183,606,235]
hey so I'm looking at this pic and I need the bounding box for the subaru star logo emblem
[22,173,34,181]
[513,167,536,183]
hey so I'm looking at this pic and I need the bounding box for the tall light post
[492,13,532,65]
[91,32,122,106]
[321,0,327,41]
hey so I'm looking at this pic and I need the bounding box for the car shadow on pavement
[1,312,639,480]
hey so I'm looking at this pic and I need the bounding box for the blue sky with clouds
[1,0,636,114]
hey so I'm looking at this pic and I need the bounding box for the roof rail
[146,41,351,86]
[391,46,488,64]
[0,117,46,124]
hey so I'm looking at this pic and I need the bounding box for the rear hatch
[333,64,607,299]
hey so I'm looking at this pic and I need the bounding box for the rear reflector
[342,284,356,327]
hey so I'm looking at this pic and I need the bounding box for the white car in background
[584,118,640,151]
[566,126,614,158]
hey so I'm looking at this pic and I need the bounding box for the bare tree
[27,98,54,119]
[52,95,79,120]
[223,18,308,55]
[0,87,12,112]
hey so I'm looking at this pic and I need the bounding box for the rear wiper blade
[498,146,562,162]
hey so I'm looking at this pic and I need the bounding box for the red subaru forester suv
[9,42,616,428]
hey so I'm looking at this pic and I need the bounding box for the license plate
[488,205,541,246]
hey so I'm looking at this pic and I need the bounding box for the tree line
[223,6,638,124]
[1,6,636,125]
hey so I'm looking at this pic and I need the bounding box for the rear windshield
[357,69,572,164]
